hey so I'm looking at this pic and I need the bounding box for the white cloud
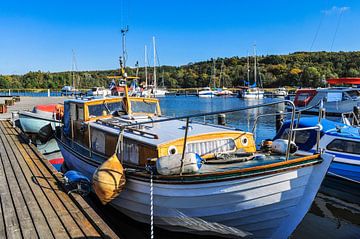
[322,6,350,15]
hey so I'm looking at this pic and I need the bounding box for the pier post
[47,89,50,97]
[217,114,226,126]
[275,111,284,132]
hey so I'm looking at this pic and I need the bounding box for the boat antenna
[153,36,157,90]
[144,45,148,88]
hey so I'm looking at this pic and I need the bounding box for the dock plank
[22,139,101,238]
[1,124,84,239]
[0,124,50,238]
[0,120,120,239]
[0,133,23,238]
[1,123,63,238]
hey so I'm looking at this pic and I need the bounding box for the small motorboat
[19,104,63,135]
[289,87,360,116]
[198,87,216,98]
[274,87,288,98]
[274,117,359,183]
[87,87,111,97]
[61,86,81,96]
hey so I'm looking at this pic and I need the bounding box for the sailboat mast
[220,60,224,87]
[144,45,148,88]
[247,51,250,86]
[253,44,257,86]
[153,36,157,90]
[212,59,216,88]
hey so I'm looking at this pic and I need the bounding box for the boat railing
[341,111,360,126]
[251,99,323,134]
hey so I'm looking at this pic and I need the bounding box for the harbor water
[83,95,360,239]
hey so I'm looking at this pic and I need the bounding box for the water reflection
[159,96,284,144]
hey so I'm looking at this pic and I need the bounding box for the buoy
[92,154,126,205]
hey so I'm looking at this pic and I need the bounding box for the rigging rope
[330,8,345,51]
[150,170,154,239]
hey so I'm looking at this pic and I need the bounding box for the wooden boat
[55,91,333,238]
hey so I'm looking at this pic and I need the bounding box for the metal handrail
[251,99,323,134]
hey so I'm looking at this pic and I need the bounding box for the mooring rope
[150,170,154,239]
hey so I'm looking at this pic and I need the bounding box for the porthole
[168,146,178,155]
[241,136,248,146]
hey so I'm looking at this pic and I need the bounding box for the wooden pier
[0,120,119,239]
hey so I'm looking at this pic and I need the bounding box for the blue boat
[274,117,360,183]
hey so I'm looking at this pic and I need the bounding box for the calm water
[83,96,360,238]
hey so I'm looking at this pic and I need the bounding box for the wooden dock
[0,120,119,239]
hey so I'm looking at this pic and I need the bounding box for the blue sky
[0,0,359,74]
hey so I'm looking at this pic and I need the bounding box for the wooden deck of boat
[0,120,119,239]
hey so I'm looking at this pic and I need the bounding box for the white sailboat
[216,60,233,96]
[142,37,168,97]
[198,59,216,98]
[242,45,264,99]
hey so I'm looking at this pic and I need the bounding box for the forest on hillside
[1,51,360,89]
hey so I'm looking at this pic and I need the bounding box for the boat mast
[220,60,224,88]
[212,59,216,88]
[253,44,257,87]
[153,36,157,90]
[121,26,129,69]
[247,51,250,86]
[71,49,78,90]
[144,45,148,88]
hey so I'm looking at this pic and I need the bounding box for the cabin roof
[90,117,245,146]
[64,96,122,104]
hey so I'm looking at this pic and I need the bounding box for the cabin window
[297,93,310,101]
[326,92,342,102]
[88,101,123,118]
[70,103,77,120]
[326,139,360,154]
[91,128,106,154]
[77,106,84,121]
[345,90,360,100]
[280,128,311,144]
[130,100,158,115]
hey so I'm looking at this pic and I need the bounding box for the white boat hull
[58,140,332,238]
